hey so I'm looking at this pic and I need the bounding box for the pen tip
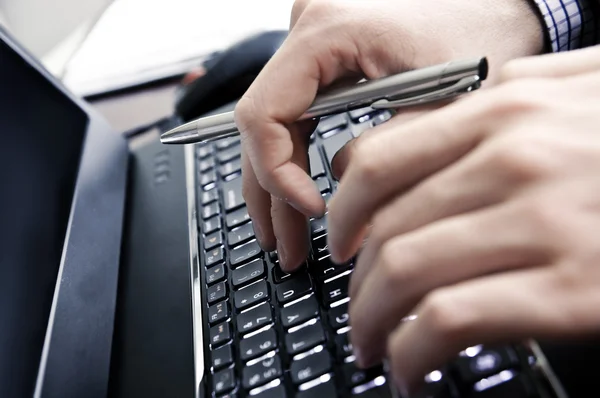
[159,121,199,144]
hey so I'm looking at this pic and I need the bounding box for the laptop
[0,25,598,398]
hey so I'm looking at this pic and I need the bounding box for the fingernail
[277,242,287,269]
[253,222,264,246]
[397,383,409,398]
[354,347,364,367]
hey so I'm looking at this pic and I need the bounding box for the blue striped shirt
[532,0,600,51]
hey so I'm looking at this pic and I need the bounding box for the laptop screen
[0,39,87,396]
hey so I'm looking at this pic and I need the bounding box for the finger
[499,45,600,82]
[270,198,309,271]
[349,135,541,298]
[349,202,553,369]
[270,121,312,271]
[331,101,455,180]
[327,93,495,263]
[387,265,600,394]
[235,28,351,221]
[241,148,276,251]
[289,0,312,30]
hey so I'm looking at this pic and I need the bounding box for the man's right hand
[234,0,546,271]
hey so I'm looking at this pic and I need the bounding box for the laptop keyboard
[193,108,556,398]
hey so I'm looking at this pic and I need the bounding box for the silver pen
[160,57,488,145]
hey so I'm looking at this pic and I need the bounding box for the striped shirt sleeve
[531,0,600,51]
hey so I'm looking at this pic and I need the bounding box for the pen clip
[371,75,481,109]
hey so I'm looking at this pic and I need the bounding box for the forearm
[531,0,600,51]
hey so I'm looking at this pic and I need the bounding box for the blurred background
[0,0,112,68]
[0,0,293,97]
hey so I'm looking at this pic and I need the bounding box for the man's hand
[325,46,600,394]
[234,0,545,270]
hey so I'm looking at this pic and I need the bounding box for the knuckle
[233,96,257,135]
[519,198,563,236]
[487,135,556,181]
[377,241,417,286]
[482,79,547,120]
[421,289,473,340]
[497,59,526,82]
[351,142,384,184]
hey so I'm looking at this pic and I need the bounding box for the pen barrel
[303,57,487,119]
[439,58,488,84]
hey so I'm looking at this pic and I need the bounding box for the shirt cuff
[531,0,600,52]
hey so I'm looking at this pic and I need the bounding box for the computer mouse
[174,30,288,122]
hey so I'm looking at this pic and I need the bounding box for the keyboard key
[315,177,330,193]
[231,258,265,288]
[237,303,273,335]
[228,222,256,247]
[272,263,293,284]
[201,187,218,205]
[220,157,242,177]
[317,114,348,135]
[322,130,353,168]
[310,216,327,238]
[198,156,215,172]
[210,322,231,348]
[212,343,234,370]
[207,282,227,304]
[206,263,226,285]
[349,107,376,121]
[454,346,519,385]
[290,350,332,384]
[342,362,384,387]
[312,235,331,261]
[217,145,241,164]
[196,143,214,159]
[204,231,223,250]
[276,274,313,305]
[200,169,217,187]
[285,322,326,355]
[235,280,269,310]
[412,370,452,398]
[310,258,350,281]
[203,202,220,219]
[328,302,349,330]
[240,328,278,361]
[226,207,251,228]
[296,379,337,398]
[322,274,350,305]
[230,240,262,268]
[213,367,235,395]
[205,246,224,268]
[470,374,535,398]
[223,177,244,212]
[370,111,392,127]
[242,355,283,390]
[208,301,229,325]
[253,383,287,398]
[335,333,353,360]
[202,216,221,234]
[281,296,319,329]
[309,145,326,178]
[216,137,240,150]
